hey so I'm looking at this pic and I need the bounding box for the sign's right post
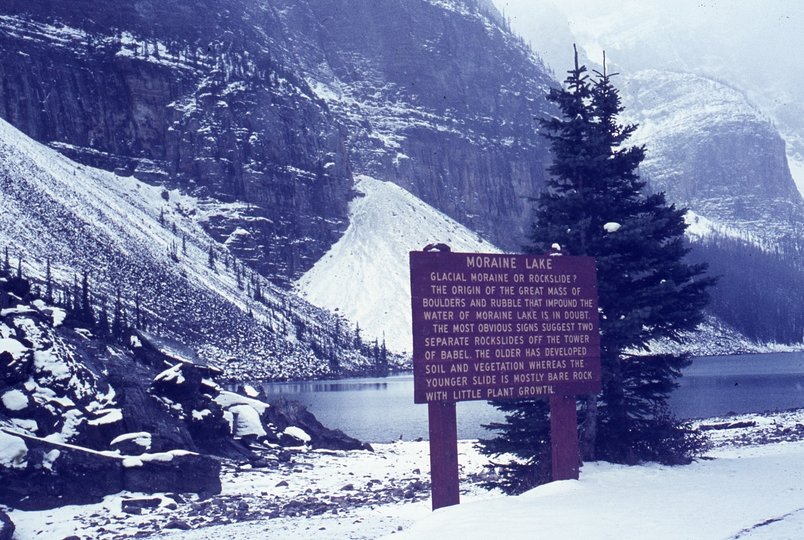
[550,394,580,480]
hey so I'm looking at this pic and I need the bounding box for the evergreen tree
[379,335,389,376]
[112,290,124,340]
[62,283,71,311]
[254,278,262,302]
[135,292,142,329]
[208,245,216,270]
[45,259,53,304]
[96,296,110,340]
[353,322,362,350]
[72,275,80,314]
[479,50,715,489]
[80,272,95,327]
[169,240,179,262]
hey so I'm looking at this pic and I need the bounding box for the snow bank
[213,390,269,414]
[283,426,311,443]
[0,337,28,359]
[1,389,29,411]
[88,408,123,426]
[155,364,186,385]
[388,442,804,540]
[229,404,267,438]
[110,432,152,450]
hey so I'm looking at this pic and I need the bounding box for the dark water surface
[667,352,804,419]
[255,352,804,443]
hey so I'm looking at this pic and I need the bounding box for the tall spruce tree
[479,51,715,492]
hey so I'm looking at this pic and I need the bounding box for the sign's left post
[428,401,459,509]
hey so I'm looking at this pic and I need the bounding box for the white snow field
[8,409,804,539]
[296,175,501,354]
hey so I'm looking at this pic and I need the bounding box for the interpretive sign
[410,251,601,404]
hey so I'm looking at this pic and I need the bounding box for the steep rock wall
[0,8,353,281]
[622,70,803,238]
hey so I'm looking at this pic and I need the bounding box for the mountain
[273,0,555,252]
[0,116,383,380]
[506,1,804,196]
[0,5,354,283]
[0,0,563,375]
[3,0,804,357]
[295,175,500,353]
[621,70,804,243]
[0,0,556,283]
[501,1,804,346]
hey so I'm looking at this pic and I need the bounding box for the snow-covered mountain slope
[0,117,376,380]
[295,176,501,353]
[620,70,804,245]
[0,0,556,275]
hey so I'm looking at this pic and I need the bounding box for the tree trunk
[578,394,597,461]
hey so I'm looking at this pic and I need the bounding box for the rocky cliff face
[0,115,389,380]
[0,0,555,281]
[274,0,554,250]
[621,70,804,241]
[0,4,352,281]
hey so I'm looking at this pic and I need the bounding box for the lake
[667,352,804,419]
[254,352,804,443]
[255,374,502,443]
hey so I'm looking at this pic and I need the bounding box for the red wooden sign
[410,251,602,403]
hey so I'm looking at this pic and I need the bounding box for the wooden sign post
[428,401,460,508]
[410,250,601,509]
[550,394,580,480]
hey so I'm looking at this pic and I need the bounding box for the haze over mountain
[498,0,804,195]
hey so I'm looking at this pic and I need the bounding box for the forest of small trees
[1,244,390,378]
[687,234,804,344]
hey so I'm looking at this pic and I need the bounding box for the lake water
[667,352,804,419]
[255,352,804,443]
[256,374,505,443]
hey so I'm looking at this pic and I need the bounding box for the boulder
[0,349,32,385]
[0,432,125,510]
[110,382,197,453]
[0,509,13,540]
[0,431,220,510]
[151,363,203,403]
[122,451,221,495]
[266,397,368,451]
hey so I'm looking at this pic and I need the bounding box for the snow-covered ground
[8,409,804,539]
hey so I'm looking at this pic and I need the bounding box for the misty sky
[491,0,804,167]
[492,1,804,111]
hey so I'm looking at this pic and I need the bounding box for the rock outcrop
[622,70,804,240]
[0,275,371,510]
[0,509,13,540]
